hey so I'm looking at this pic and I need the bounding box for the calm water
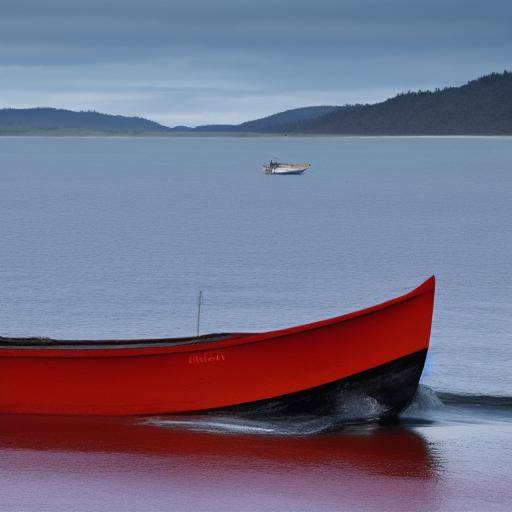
[1,137,511,511]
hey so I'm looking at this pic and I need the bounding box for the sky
[1,0,511,126]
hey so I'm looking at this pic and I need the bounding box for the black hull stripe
[208,349,428,419]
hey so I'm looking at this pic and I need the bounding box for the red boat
[0,276,435,417]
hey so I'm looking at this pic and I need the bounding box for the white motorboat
[262,160,311,175]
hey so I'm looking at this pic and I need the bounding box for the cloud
[0,0,511,125]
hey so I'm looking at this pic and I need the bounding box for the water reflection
[0,414,439,480]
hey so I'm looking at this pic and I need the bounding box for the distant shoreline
[1,133,511,139]
[2,72,511,138]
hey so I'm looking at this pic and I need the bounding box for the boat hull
[271,168,308,175]
[0,277,435,416]
[263,163,311,174]
[212,349,427,421]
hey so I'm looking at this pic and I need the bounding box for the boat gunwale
[0,276,435,358]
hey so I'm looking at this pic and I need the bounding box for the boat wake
[146,385,512,436]
[147,390,387,436]
[401,385,512,426]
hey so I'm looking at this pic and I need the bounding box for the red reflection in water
[0,415,440,511]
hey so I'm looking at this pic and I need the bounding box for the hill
[0,105,338,135]
[1,72,511,135]
[233,105,339,132]
[0,107,171,135]
[172,106,339,132]
[286,71,512,135]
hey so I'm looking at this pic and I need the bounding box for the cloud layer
[1,0,511,125]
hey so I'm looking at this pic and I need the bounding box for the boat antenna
[196,290,202,338]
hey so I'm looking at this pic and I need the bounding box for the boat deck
[0,332,240,349]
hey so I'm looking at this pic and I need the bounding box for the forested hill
[175,106,339,132]
[233,106,339,132]
[0,108,171,134]
[0,105,338,135]
[1,72,511,135]
[286,71,512,135]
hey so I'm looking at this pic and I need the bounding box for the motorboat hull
[263,163,311,174]
[0,277,435,416]
[269,167,309,175]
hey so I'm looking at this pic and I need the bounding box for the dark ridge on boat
[0,332,238,348]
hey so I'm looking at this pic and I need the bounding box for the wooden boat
[0,276,435,417]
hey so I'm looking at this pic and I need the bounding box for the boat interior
[0,332,240,349]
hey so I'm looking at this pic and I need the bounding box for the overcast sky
[1,0,511,126]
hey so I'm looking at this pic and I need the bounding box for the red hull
[0,277,435,416]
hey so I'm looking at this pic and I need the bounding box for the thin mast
[196,290,202,338]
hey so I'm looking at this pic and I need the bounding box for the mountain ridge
[1,71,511,135]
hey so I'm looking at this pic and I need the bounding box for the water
[1,390,511,511]
[1,136,511,510]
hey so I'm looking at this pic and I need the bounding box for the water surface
[1,136,511,511]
